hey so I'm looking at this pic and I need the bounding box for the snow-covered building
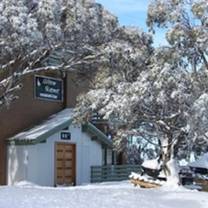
[0,71,113,185]
[7,109,113,186]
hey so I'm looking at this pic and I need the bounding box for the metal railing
[91,164,142,183]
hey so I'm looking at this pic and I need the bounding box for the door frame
[54,142,76,186]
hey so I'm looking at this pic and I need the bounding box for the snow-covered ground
[0,181,208,208]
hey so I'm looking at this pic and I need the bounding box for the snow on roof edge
[7,108,74,142]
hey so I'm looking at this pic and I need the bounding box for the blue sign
[35,76,63,101]
[61,132,71,140]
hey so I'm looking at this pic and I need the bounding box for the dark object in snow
[179,166,194,185]
[140,166,167,182]
[180,175,194,185]
[190,167,208,175]
[179,166,208,191]
[157,176,167,181]
[141,167,160,179]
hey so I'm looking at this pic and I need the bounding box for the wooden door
[55,143,76,186]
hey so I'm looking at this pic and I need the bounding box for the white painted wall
[7,124,103,186]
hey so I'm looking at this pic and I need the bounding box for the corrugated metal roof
[7,108,112,148]
[7,109,73,145]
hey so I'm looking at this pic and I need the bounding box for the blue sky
[95,0,167,46]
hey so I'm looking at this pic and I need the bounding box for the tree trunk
[160,133,179,184]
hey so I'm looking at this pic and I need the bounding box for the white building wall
[7,145,27,185]
[7,124,103,186]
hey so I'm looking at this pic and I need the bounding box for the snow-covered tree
[147,0,208,162]
[0,0,118,107]
[75,0,208,182]
[147,0,208,72]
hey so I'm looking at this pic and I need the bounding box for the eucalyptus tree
[75,0,208,181]
[147,0,208,166]
[147,0,208,72]
[76,47,193,178]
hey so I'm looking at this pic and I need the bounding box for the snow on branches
[0,0,118,107]
[75,0,208,180]
[1,0,208,181]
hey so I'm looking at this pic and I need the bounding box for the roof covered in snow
[7,108,74,144]
[7,108,112,148]
[189,153,208,169]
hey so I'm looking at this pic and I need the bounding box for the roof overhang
[82,122,113,148]
[7,109,73,145]
[7,109,113,149]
